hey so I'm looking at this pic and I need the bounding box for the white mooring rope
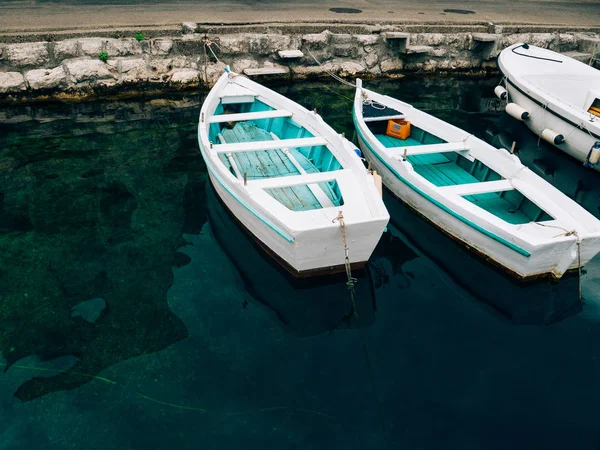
[535,222,583,301]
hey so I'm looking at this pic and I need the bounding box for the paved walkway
[1,0,599,33]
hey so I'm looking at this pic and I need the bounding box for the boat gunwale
[498,44,600,141]
[353,86,563,258]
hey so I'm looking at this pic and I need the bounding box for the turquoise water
[2,77,600,450]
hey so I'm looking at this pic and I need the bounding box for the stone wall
[0,24,599,102]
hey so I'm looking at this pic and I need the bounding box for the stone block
[365,52,378,68]
[331,34,353,44]
[232,58,260,73]
[579,36,600,54]
[355,34,379,46]
[5,42,49,67]
[380,58,403,73]
[293,62,340,77]
[54,40,79,60]
[215,36,248,54]
[80,38,105,57]
[151,39,173,56]
[243,67,289,77]
[0,71,26,93]
[406,45,433,55]
[105,38,142,57]
[562,51,592,63]
[302,32,330,50]
[26,66,67,90]
[246,34,295,56]
[339,61,365,76]
[65,59,117,83]
[182,22,197,34]
[383,32,410,41]
[333,44,358,58]
[120,58,148,82]
[472,33,501,43]
[169,68,200,85]
[278,50,304,59]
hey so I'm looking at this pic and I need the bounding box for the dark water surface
[2,77,600,450]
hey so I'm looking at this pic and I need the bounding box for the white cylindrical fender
[506,102,529,121]
[494,86,508,100]
[589,142,600,165]
[541,128,565,145]
[372,170,383,198]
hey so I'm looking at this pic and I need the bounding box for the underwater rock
[71,297,106,323]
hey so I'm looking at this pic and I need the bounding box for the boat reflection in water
[205,180,377,337]
[382,189,582,325]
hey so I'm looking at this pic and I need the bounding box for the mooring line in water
[0,363,332,420]
[0,363,117,385]
[534,222,583,301]
[332,212,390,449]
[320,84,354,103]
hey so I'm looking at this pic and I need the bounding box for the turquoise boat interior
[208,98,344,212]
[366,120,553,225]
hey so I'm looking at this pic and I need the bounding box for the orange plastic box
[386,119,411,140]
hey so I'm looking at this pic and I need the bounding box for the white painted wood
[198,70,389,275]
[391,142,468,155]
[363,115,405,122]
[217,133,243,180]
[498,43,600,171]
[278,50,304,59]
[213,137,327,154]
[208,109,292,123]
[249,171,338,189]
[354,80,600,280]
[440,179,513,196]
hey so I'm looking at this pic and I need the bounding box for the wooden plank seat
[213,136,327,154]
[440,179,513,196]
[391,142,469,156]
[217,122,339,211]
[209,109,292,124]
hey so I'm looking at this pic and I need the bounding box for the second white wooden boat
[353,79,600,280]
[198,69,389,278]
[497,43,600,170]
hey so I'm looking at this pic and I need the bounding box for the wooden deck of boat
[221,122,338,211]
[375,133,538,225]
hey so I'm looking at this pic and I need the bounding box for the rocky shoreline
[0,23,599,103]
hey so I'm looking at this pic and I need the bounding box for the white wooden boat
[198,69,389,278]
[497,43,600,170]
[353,79,600,280]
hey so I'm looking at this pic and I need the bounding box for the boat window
[265,180,344,212]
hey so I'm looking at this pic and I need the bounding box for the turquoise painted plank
[353,112,531,257]
[219,121,342,211]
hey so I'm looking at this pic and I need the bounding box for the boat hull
[206,167,383,278]
[356,134,583,281]
[504,80,599,171]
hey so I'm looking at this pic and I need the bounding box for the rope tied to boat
[305,48,357,88]
[332,210,358,317]
[535,222,583,301]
